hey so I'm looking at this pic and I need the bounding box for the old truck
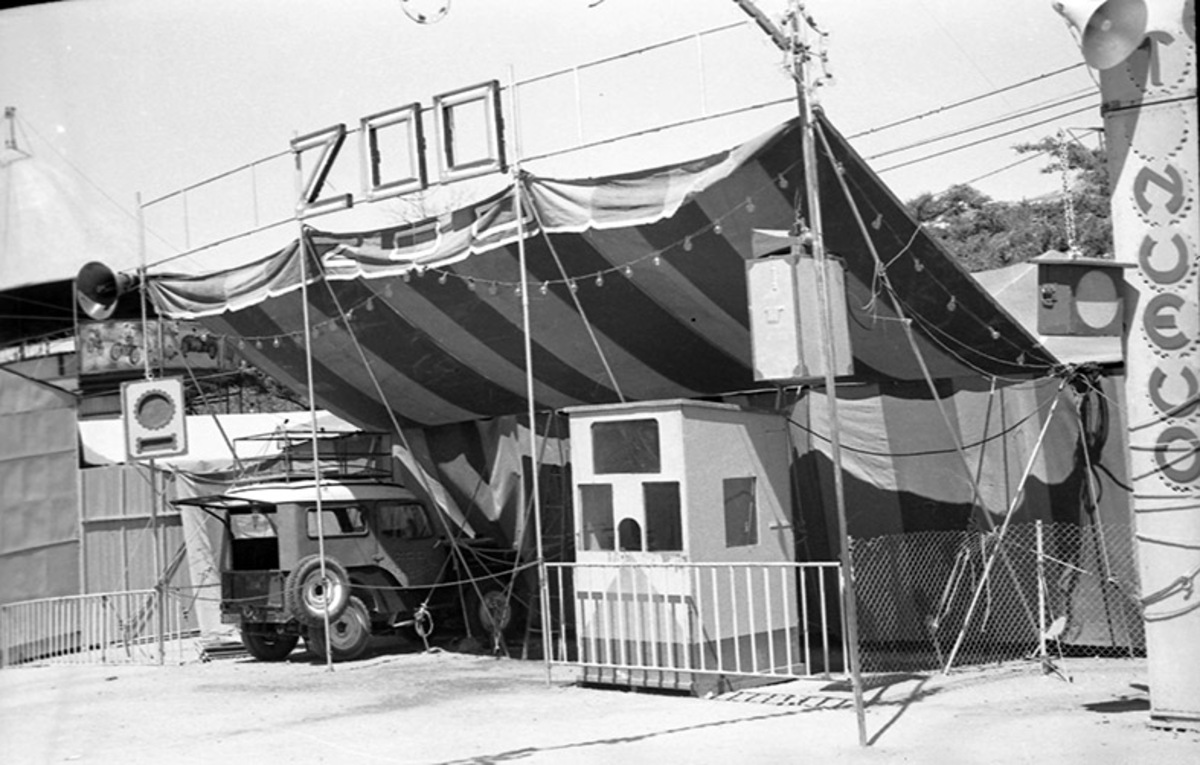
[175,428,524,661]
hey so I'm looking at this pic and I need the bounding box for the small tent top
[0,116,143,292]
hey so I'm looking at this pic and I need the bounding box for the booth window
[618,518,643,552]
[592,418,661,474]
[307,505,368,538]
[723,477,757,547]
[644,481,682,552]
[580,483,615,551]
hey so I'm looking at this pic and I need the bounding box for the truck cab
[176,428,521,661]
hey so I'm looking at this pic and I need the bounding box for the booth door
[575,481,694,673]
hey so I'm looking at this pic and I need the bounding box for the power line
[14,115,183,255]
[868,89,1096,161]
[847,62,1087,140]
[958,149,1048,187]
[876,102,1098,175]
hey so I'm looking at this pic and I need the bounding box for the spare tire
[284,554,350,627]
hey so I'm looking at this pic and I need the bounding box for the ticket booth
[566,399,798,692]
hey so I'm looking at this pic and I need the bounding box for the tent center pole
[786,0,868,746]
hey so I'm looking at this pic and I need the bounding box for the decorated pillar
[1060,0,1198,730]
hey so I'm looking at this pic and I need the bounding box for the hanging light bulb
[713,221,723,235]
[989,327,1000,340]
[237,338,246,350]
[623,265,634,278]
[568,279,578,293]
[683,237,692,252]
[514,283,523,297]
[385,281,395,297]
[255,339,263,350]
[778,175,789,189]
[311,326,320,339]
[745,196,756,214]
[488,281,498,296]
[438,271,448,285]
[946,296,957,312]
[467,278,476,292]
[272,337,281,349]
[400,271,410,284]
[595,273,604,288]
[539,281,549,295]
[366,297,375,311]
[653,254,662,267]
[913,259,925,272]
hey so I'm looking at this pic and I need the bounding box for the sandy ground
[1,638,1197,765]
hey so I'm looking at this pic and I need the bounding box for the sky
[0,0,1101,278]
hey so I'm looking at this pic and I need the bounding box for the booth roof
[971,260,1123,366]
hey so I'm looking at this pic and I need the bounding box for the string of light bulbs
[216,165,803,351]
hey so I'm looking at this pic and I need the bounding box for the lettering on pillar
[1122,29,1200,492]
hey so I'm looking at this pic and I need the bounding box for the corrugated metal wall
[0,369,80,604]
[80,465,188,589]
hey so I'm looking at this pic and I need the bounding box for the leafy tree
[906,135,1112,272]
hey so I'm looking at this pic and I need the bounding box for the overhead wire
[867,89,1097,161]
[876,101,1099,175]
[846,62,1087,140]
[12,113,197,263]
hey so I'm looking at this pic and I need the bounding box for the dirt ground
[2,636,1197,765]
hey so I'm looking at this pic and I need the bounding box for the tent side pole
[294,155,333,670]
[942,382,1067,673]
[509,65,553,681]
[813,116,1044,649]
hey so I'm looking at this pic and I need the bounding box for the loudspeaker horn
[1053,0,1148,70]
[76,261,136,320]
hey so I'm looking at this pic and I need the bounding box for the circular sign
[134,389,177,431]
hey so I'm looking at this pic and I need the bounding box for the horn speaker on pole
[1052,0,1148,69]
[76,261,135,320]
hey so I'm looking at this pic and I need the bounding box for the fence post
[1036,520,1047,664]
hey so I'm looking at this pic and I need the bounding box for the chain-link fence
[850,521,1143,674]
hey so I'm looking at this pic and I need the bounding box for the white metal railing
[545,561,847,685]
[0,590,192,668]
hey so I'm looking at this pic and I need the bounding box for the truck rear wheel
[241,628,299,661]
[308,595,371,662]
